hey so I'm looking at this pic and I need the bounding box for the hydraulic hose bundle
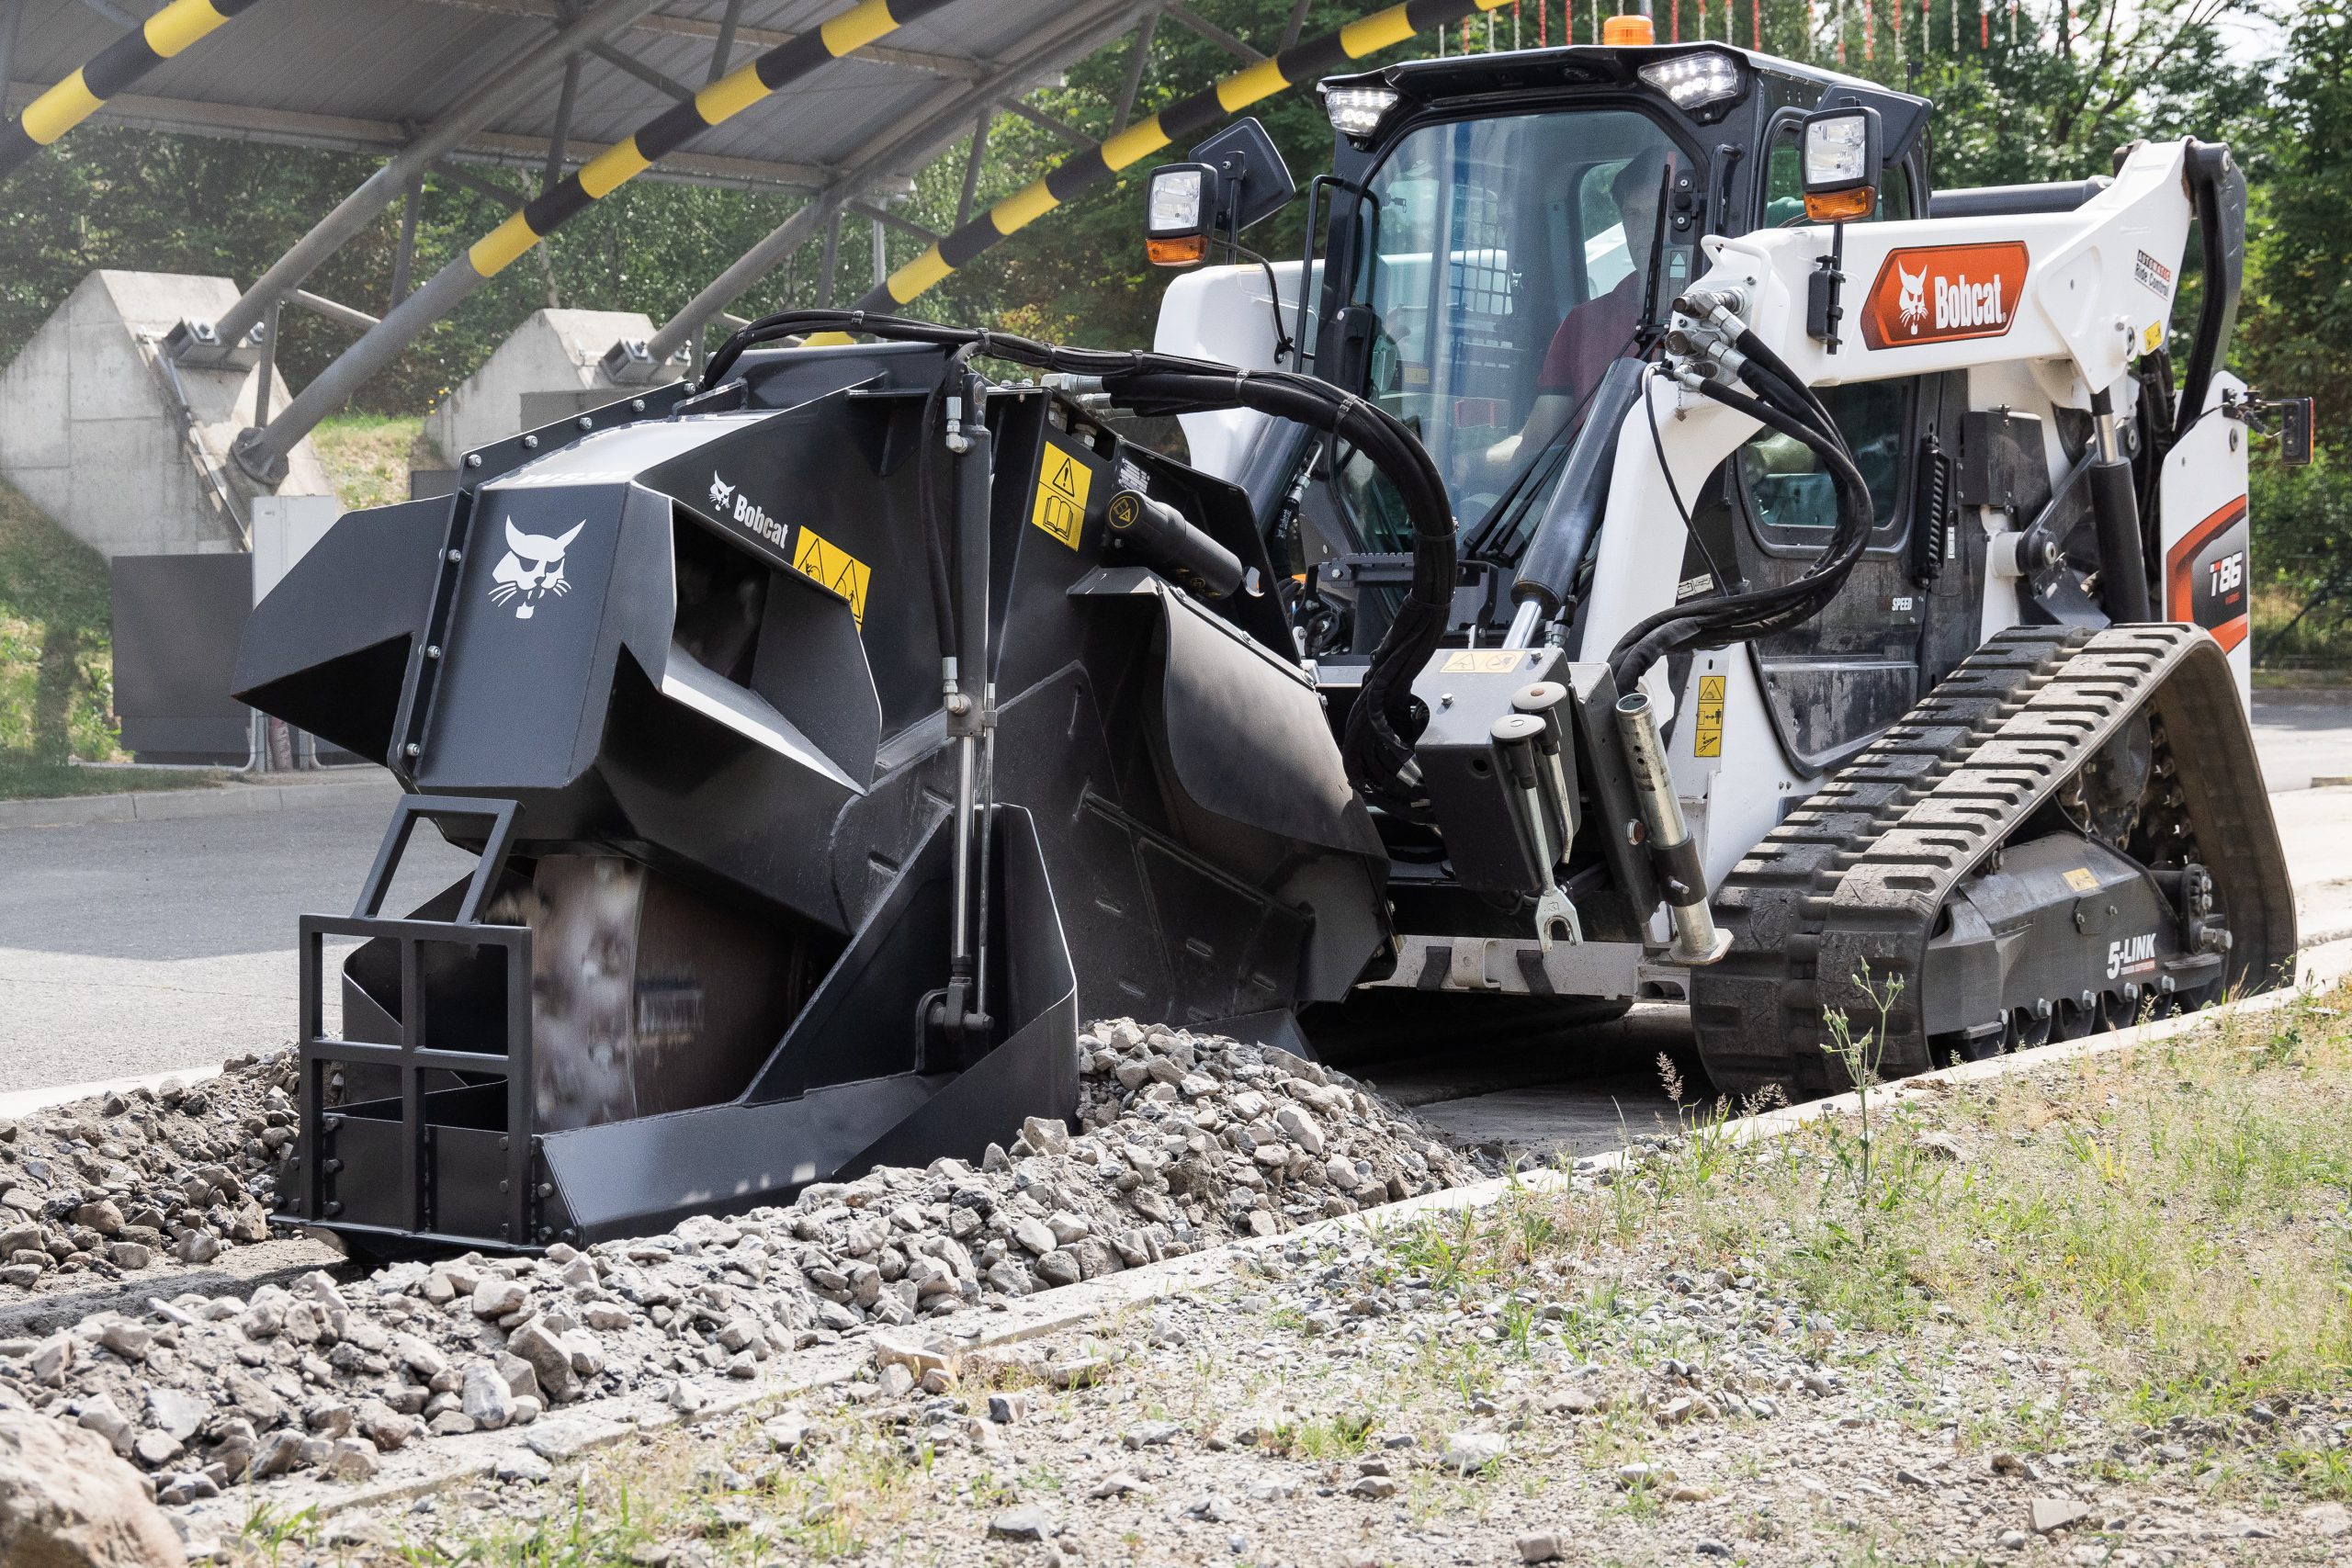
[1608,293,1876,695]
[699,311,1456,808]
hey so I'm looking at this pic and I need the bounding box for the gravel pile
[0,1055,293,1292]
[0,1021,1477,1504]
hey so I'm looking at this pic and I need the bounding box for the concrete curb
[190,936,2352,1545]
[0,771,397,831]
[0,1061,228,1124]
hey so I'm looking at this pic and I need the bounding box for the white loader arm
[1698,137,2194,399]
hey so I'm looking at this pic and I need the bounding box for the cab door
[1714,112,1973,773]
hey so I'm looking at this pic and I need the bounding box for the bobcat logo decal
[1860,243,2030,350]
[708,471,736,512]
[489,518,584,619]
[1895,262,1928,334]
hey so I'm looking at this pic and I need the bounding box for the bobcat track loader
[237,34,2301,1258]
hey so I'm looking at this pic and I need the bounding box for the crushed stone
[0,1021,1482,1502]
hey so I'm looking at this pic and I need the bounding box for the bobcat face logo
[708,472,735,512]
[489,519,584,619]
[1895,262,1928,333]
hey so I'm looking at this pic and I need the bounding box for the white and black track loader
[237,37,2302,1258]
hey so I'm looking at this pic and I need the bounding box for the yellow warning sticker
[1692,674,1726,758]
[2141,321,2164,356]
[1032,440,1092,548]
[1439,649,1528,674]
[2064,866,2101,894]
[790,525,870,627]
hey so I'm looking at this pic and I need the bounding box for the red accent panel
[2165,494,2250,654]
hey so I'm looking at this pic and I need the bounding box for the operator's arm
[1485,393,1573,470]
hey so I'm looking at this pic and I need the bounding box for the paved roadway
[0,775,464,1093]
[2,691,2348,1103]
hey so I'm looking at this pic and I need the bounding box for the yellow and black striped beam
[465,0,952,281]
[854,0,1508,312]
[0,0,265,180]
[240,0,948,480]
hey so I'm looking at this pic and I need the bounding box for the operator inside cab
[1481,147,1672,477]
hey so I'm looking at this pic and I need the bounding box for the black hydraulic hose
[1114,365,1453,804]
[1607,374,1873,692]
[1731,328,1838,434]
[701,310,1454,804]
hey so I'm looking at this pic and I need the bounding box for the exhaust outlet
[1614,690,1732,966]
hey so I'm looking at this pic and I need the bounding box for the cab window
[1758,119,1916,228]
[1737,380,1907,532]
[1738,117,1913,547]
[1337,107,1688,547]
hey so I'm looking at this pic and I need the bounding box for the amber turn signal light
[1147,234,1208,266]
[1804,186,1877,222]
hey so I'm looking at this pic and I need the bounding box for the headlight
[1799,106,1883,221]
[1803,113,1872,187]
[1321,85,1399,140]
[1637,50,1745,111]
[1148,167,1206,235]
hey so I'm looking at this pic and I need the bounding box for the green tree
[2238,0,2352,664]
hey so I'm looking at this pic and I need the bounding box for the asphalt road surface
[0,777,465,1093]
[4,688,2349,1100]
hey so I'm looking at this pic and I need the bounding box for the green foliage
[2250,458,2352,664]
[0,476,116,769]
[2241,0,2352,448]
[1900,0,2267,187]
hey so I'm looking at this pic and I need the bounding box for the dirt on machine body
[236,36,2299,1260]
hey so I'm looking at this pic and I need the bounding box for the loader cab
[1276,44,1944,769]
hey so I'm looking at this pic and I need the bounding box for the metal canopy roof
[3,0,1159,192]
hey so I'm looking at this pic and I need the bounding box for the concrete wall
[0,271,334,558]
[425,308,681,462]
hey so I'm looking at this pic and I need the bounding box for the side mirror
[1190,117,1296,231]
[1146,163,1218,266]
[2280,396,2316,466]
[1142,117,1296,267]
[1799,105,1883,222]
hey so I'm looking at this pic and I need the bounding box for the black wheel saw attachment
[234,329,1422,1257]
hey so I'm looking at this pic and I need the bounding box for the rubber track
[1691,625,2297,1098]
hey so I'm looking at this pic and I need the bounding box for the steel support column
[388,175,424,309]
[955,110,989,226]
[707,0,744,82]
[1111,10,1157,130]
[544,52,582,190]
[818,206,843,307]
[252,300,279,429]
